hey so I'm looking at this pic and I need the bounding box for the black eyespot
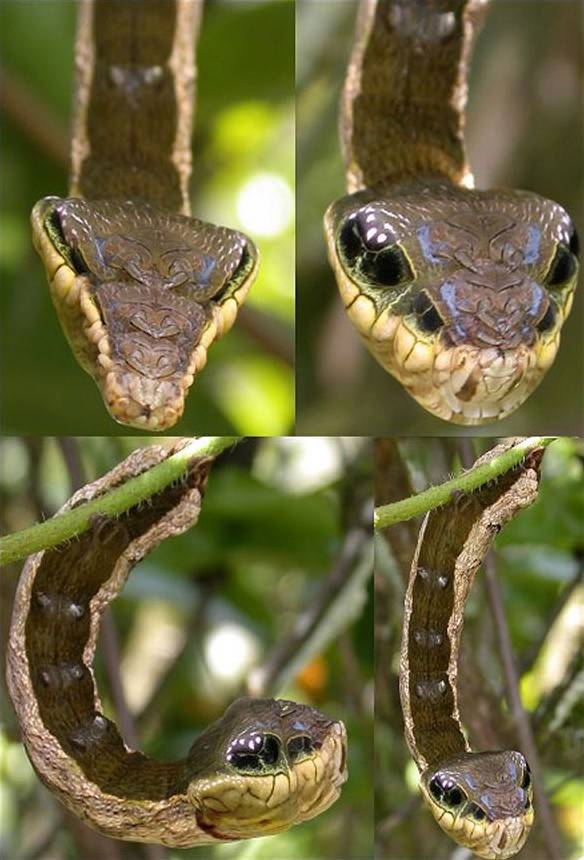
[70,246,88,274]
[412,291,444,333]
[339,217,363,263]
[547,245,577,286]
[219,244,254,299]
[287,735,314,760]
[444,786,464,807]
[568,226,580,257]
[261,735,280,765]
[428,775,466,808]
[536,304,555,333]
[227,751,260,770]
[48,207,66,243]
[466,802,486,821]
[226,733,281,772]
[48,208,88,274]
[360,246,412,287]
[338,213,413,288]
[521,764,531,790]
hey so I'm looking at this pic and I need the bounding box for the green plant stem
[0,436,241,566]
[374,436,556,529]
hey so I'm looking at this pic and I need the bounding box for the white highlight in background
[205,622,259,683]
[236,173,293,237]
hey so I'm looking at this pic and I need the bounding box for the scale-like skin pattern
[33,197,257,429]
[325,182,578,424]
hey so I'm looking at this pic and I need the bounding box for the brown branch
[99,609,139,750]
[376,795,421,839]
[56,437,85,495]
[534,648,584,743]
[482,552,563,860]
[136,569,220,735]
[0,65,69,169]
[237,305,294,367]
[518,556,584,676]
[249,500,371,698]
[374,438,417,582]
[22,438,47,522]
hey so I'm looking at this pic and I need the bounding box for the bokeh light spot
[205,622,259,683]
[237,173,293,237]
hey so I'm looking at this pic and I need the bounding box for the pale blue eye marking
[440,281,458,315]
[440,281,465,339]
[196,254,216,286]
[94,236,108,267]
[524,225,541,265]
[417,225,448,264]
[529,282,544,316]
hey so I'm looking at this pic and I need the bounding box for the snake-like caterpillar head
[325,181,578,424]
[185,697,348,840]
[420,751,534,859]
[31,196,259,430]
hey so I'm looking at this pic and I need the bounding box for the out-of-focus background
[0,1,294,435]
[297,0,583,436]
[375,437,584,860]
[1,436,373,859]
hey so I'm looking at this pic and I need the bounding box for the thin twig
[374,438,418,583]
[237,306,294,367]
[99,610,139,750]
[518,557,584,675]
[136,569,220,734]
[248,501,372,697]
[376,795,421,838]
[63,811,124,860]
[374,437,556,529]
[535,648,584,743]
[0,436,241,565]
[483,553,563,860]
[56,437,85,493]
[0,65,69,169]
[22,438,46,521]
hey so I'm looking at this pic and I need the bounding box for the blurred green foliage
[297,1,583,436]
[0,1,294,435]
[0,436,373,859]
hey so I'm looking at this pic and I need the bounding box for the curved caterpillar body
[6,444,347,847]
[399,442,542,858]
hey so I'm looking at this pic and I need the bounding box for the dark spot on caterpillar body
[414,678,448,701]
[33,591,86,620]
[38,663,84,689]
[418,567,449,589]
[413,629,444,648]
[69,714,110,753]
